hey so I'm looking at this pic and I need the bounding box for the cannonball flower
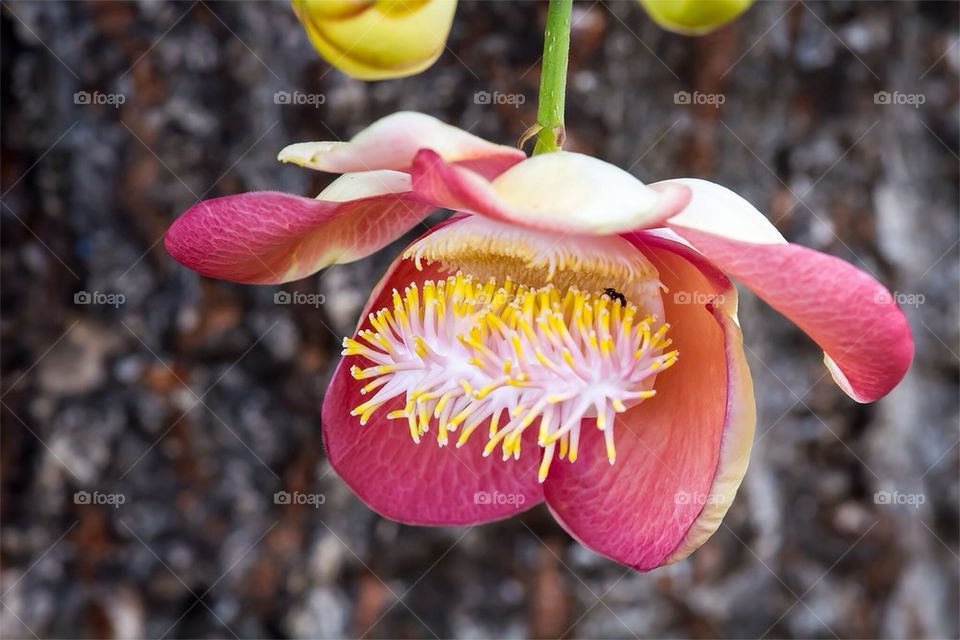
[639,0,753,35]
[292,0,457,80]
[165,112,913,570]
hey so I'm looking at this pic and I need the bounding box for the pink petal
[165,171,435,284]
[658,178,912,402]
[322,255,544,525]
[544,238,756,570]
[278,112,525,180]
[672,225,913,402]
[412,149,691,234]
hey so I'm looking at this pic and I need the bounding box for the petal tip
[651,182,693,224]
[277,141,347,171]
[163,185,433,284]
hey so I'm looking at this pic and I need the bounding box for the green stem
[533,0,573,155]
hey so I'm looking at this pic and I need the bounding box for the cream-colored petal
[493,152,663,232]
[659,177,786,244]
[413,149,691,235]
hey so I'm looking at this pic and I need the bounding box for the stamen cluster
[343,272,677,481]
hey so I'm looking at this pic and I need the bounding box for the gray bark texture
[1,1,958,638]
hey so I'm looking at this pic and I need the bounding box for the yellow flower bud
[292,0,457,80]
[638,0,753,36]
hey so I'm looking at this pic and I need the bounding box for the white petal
[661,178,786,244]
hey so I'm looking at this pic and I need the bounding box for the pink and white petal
[165,171,435,284]
[658,178,912,401]
[412,149,691,235]
[543,242,755,571]
[669,226,912,403]
[656,178,786,244]
[322,257,544,525]
[278,111,525,180]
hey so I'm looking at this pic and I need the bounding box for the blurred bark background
[1,1,958,638]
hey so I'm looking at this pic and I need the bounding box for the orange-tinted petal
[544,234,755,570]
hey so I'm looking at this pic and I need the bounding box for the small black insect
[603,288,627,306]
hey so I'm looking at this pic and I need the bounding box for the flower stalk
[533,0,573,155]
